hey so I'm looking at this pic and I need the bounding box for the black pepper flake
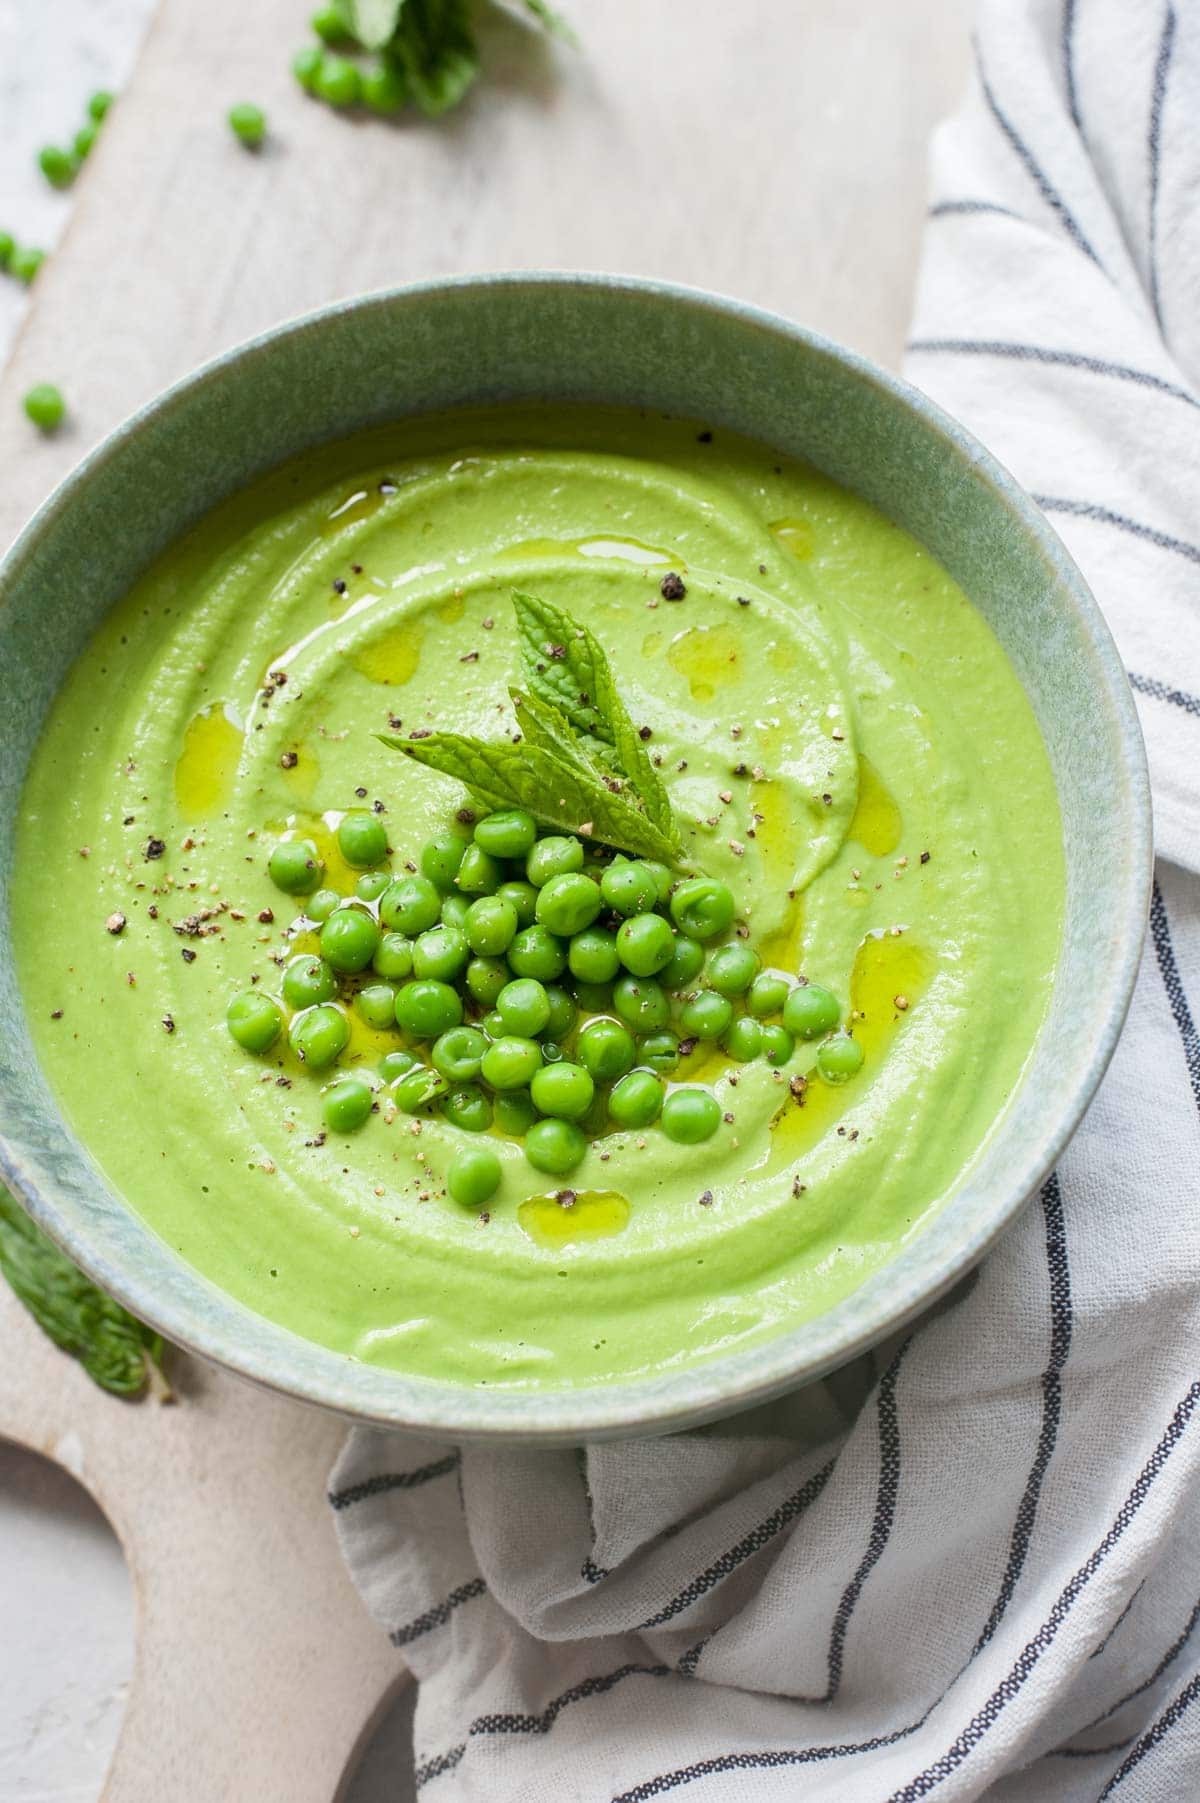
[162,1015,176,1034]
[332,578,347,595]
[821,793,832,806]
[459,650,479,664]
[409,728,431,740]
[280,751,298,769]
[373,799,386,813]
[148,904,159,919]
[388,714,403,729]
[105,912,126,936]
[257,908,274,925]
[50,1009,63,1020]
[722,1111,735,1124]
[181,947,196,963]
[455,807,476,825]
[920,850,931,864]
[697,430,713,443]
[548,643,567,661]
[660,572,687,601]
[638,725,652,740]
[736,595,751,608]
[792,1177,806,1198]
[678,1037,697,1058]
[758,563,767,575]
[144,837,166,860]
[789,1074,808,1103]
[275,1075,291,1088]
[556,1189,577,1209]
[698,1189,714,1206]
[351,563,363,575]
[122,814,135,826]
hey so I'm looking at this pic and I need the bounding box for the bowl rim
[0,270,1153,1442]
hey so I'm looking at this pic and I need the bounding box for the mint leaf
[512,590,680,851]
[379,729,680,861]
[348,0,405,49]
[394,0,480,115]
[0,1184,168,1399]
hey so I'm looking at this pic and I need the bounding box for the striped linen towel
[330,3,1200,1796]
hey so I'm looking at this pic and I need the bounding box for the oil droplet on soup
[174,704,241,818]
[353,619,424,687]
[517,1190,631,1246]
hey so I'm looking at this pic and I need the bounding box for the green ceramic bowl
[0,275,1150,1442]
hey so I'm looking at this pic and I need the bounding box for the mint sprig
[341,0,574,116]
[380,593,684,863]
[0,1184,169,1399]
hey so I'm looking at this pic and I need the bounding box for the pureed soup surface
[15,406,1064,1389]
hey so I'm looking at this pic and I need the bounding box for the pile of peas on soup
[226,806,860,1210]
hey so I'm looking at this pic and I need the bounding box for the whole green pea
[269,838,323,896]
[496,880,538,927]
[355,870,391,903]
[543,984,576,1042]
[707,942,760,997]
[10,247,45,286]
[670,877,736,941]
[608,1069,664,1128]
[613,976,670,1033]
[323,1075,373,1133]
[746,972,791,1019]
[394,979,462,1038]
[496,977,550,1038]
[431,1025,488,1083]
[380,1049,417,1083]
[227,103,267,148]
[289,1003,349,1069]
[530,1061,594,1121]
[74,122,98,159]
[227,990,283,1053]
[761,1024,795,1065]
[678,989,734,1041]
[37,145,76,189]
[661,935,705,990]
[525,1118,587,1176]
[320,907,380,973]
[88,90,115,121]
[440,893,472,930]
[23,383,66,432]
[494,1090,537,1137]
[282,953,337,1011]
[576,1018,636,1083]
[722,1016,763,1062]
[616,913,675,978]
[660,1087,722,1144]
[311,3,350,42]
[637,1030,680,1074]
[482,1010,505,1040]
[315,53,361,108]
[569,926,620,985]
[0,232,14,268]
[292,44,324,91]
[338,809,388,868]
[448,1143,501,1206]
[641,861,674,904]
[420,832,468,892]
[782,983,841,1040]
[355,983,398,1030]
[535,873,602,937]
[816,1032,865,1084]
[465,956,508,1007]
[527,835,583,887]
[380,874,441,935]
[465,895,518,956]
[393,1063,449,1113]
[600,860,661,917]
[455,843,502,895]
[362,59,407,115]
[412,925,469,982]
[507,925,567,981]
[481,1036,543,1091]
[442,1084,494,1133]
[474,808,538,859]
[373,932,414,981]
[305,889,341,923]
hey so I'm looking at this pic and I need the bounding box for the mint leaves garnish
[340,0,574,116]
[0,1183,169,1399]
[380,592,684,863]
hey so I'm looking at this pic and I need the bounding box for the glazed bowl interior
[0,275,1150,1442]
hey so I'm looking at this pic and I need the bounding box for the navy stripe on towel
[391,1576,486,1649]
[906,338,1198,411]
[329,1452,459,1511]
